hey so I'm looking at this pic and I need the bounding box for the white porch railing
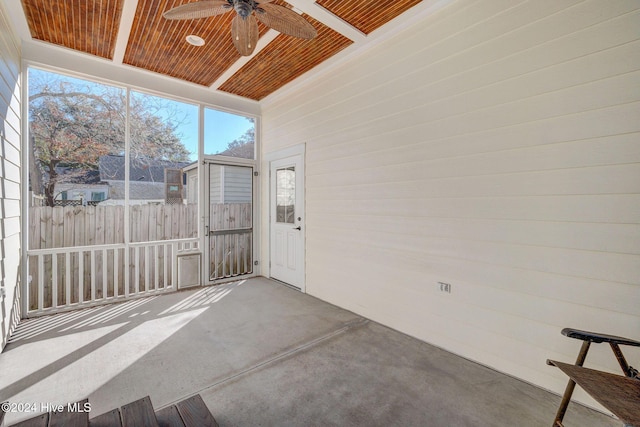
[25,238,199,316]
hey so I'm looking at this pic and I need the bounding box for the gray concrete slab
[0,277,618,426]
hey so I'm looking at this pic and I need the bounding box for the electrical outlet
[438,282,451,293]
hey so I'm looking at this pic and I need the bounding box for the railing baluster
[154,244,159,291]
[79,251,84,304]
[135,246,140,294]
[164,243,169,289]
[38,255,44,311]
[65,252,71,306]
[114,248,119,298]
[172,242,178,289]
[145,245,150,292]
[91,250,96,301]
[102,248,108,299]
[52,254,58,309]
[125,246,130,298]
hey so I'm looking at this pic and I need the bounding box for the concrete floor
[0,277,619,426]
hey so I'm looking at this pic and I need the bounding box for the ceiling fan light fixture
[186,34,205,46]
[166,0,317,56]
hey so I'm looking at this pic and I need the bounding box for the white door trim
[264,143,305,161]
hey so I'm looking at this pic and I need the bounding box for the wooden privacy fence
[29,204,198,248]
[209,203,253,280]
[27,204,198,313]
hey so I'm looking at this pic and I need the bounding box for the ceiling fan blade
[163,0,232,20]
[231,14,259,56]
[255,3,317,39]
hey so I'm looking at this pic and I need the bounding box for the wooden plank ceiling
[124,0,272,86]
[21,0,124,59]
[219,14,352,100]
[19,0,424,101]
[316,0,423,34]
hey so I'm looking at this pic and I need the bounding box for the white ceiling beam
[22,40,261,114]
[112,0,139,64]
[209,29,281,90]
[286,0,366,43]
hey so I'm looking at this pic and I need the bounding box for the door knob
[293,226,301,231]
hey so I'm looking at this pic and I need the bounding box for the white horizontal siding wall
[261,0,640,411]
[0,1,21,351]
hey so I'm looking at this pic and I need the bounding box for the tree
[220,118,255,159]
[29,83,120,206]
[129,94,191,162]
[29,70,190,206]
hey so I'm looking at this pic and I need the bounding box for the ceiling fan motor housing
[233,0,253,18]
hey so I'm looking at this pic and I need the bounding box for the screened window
[204,108,255,159]
[126,91,198,242]
[27,68,125,247]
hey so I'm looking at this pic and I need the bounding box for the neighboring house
[184,162,198,205]
[184,163,252,205]
[52,168,109,205]
[99,155,190,204]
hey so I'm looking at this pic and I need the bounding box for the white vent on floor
[178,253,201,289]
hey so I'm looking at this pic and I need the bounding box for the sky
[30,68,254,162]
[132,89,254,162]
[160,101,255,162]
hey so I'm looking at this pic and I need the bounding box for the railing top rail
[27,243,125,255]
[26,238,200,255]
[128,238,199,247]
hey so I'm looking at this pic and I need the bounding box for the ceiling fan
[163,0,317,56]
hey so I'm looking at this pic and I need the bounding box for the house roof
[48,167,102,185]
[99,155,190,183]
[6,0,445,102]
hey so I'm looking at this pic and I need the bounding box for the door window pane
[276,167,295,224]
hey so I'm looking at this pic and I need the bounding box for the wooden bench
[547,328,640,427]
[6,395,217,427]
[156,395,219,427]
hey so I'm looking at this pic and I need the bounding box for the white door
[270,154,305,291]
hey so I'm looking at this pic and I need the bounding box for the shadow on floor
[0,277,619,426]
